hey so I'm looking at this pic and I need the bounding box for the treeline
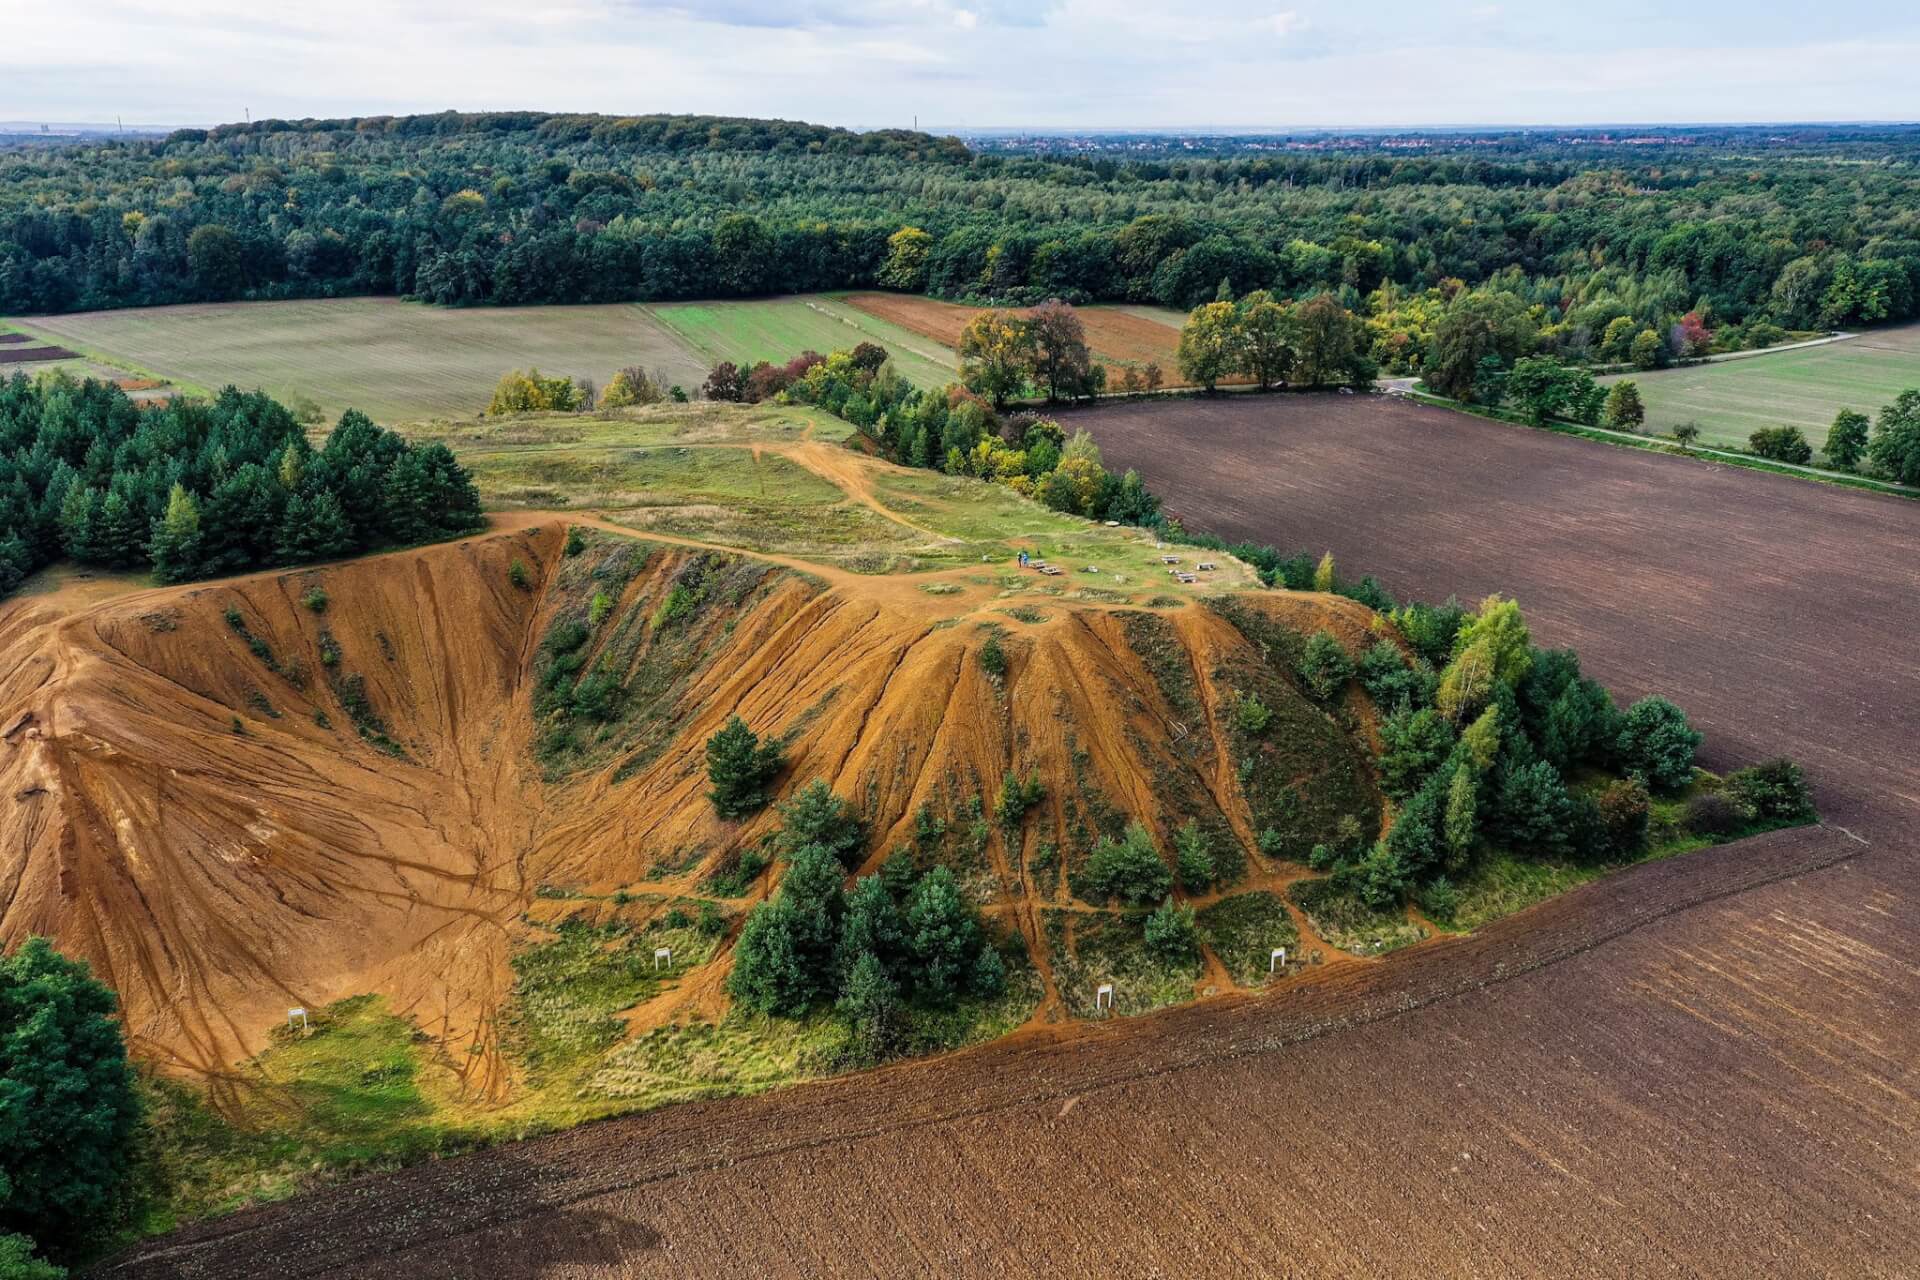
[1744,392,1920,482]
[0,374,484,598]
[1173,290,1377,390]
[6,112,1920,339]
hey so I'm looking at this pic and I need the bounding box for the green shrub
[1391,599,1467,668]
[0,1234,62,1280]
[978,631,1007,679]
[564,528,587,557]
[1594,776,1651,860]
[508,559,530,589]
[568,665,621,721]
[1296,630,1354,701]
[651,583,694,628]
[1725,758,1815,827]
[1684,791,1746,837]
[1073,822,1172,906]
[1233,691,1272,736]
[302,587,329,613]
[994,770,1044,827]
[1748,425,1813,465]
[546,619,589,655]
[1173,820,1214,892]
[588,591,613,628]
[1616,697,1702,792]
[1356,639,1429,708]
[1143,900,1200,964]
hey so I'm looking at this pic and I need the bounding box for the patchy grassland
[11,297,711,424]
[1043,909,1201,1018]
[1600,322,1920,452]
[1196,891,1301,986]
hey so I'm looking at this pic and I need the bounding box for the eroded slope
[0,521,1383,1081]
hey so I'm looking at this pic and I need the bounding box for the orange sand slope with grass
[0,434,1398,1096]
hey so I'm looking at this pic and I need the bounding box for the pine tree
[148,483,203,583]
[904,866,983,1007]
[836,949,902,1063]
[777,781,864,868]
[306,489,358,559]
[1174,820,1214,893]
[726,900,813,1016]
[274,492,319,563]
[839,874,905,973]
[57,486,98,562]
[92,489,144,568]
[0,534,31,595]
[705,715,784,818]
[0,938,141,1260]
[379,450,434,545]
[1444,765,1478,867]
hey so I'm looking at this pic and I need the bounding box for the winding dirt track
[104,396,1920,1278]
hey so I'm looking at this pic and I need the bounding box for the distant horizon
[8,2,1918,132]
[7,115,1920,140]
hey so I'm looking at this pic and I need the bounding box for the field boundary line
[102,826,1865,1279]
[1402,391,1920,500]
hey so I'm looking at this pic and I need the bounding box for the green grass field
[1602,324,1920,452]
[646,295,958,389]
[10,298,712,425]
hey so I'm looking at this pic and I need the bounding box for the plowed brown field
[95,395,1920,1278]
[842,292,1196,385]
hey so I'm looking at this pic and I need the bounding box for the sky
[4,0,1919,131]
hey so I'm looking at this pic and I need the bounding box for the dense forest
[4,112,1920,354]
[0,374,483,597]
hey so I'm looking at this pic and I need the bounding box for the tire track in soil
[99,823,1861,1279]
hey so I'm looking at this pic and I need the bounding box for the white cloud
[1267,9,1309,36]
[1,1,1917,129]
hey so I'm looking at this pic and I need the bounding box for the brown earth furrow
[97,823,1860,1279]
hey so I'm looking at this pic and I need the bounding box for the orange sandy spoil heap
[0,520,1385,1089]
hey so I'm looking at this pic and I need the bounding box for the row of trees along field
[0,373,485,599]
[5,113,1920,355]
[1740,392,1920,482]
